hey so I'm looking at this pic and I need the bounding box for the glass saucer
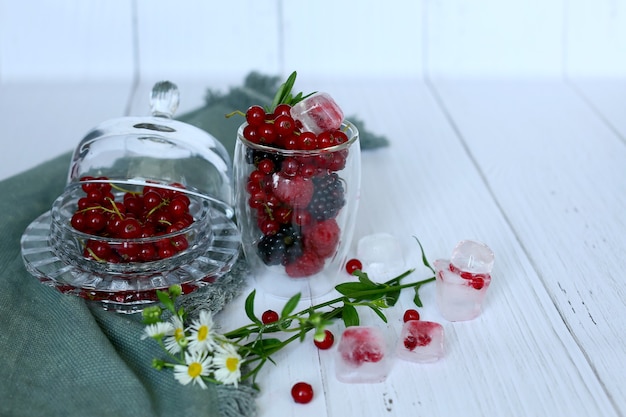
[20,207,241,314]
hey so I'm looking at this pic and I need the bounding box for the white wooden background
[2,1,626,417]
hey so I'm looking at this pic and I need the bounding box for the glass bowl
[20,81,241,312]
[49,180,214,275]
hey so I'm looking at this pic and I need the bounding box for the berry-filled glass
[234,119,361,298]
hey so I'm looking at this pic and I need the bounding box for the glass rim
[237,120,359,156]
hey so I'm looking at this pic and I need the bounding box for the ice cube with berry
[396,320,444,363]
[290,92,344,135]
[435,240,494,321]
[335,326,393,383]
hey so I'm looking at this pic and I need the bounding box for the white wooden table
[2,75,624,417]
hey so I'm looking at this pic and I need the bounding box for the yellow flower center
[197,325,208,341]
[226,357,239,372]
[188,362,202,378]
[175,328,184,342]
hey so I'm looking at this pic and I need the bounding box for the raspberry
[285,250,324,277]
[272,174,314,208]
[308,173,345,221]
[304,218,340,258]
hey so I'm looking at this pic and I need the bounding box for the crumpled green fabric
[0,153,256,417]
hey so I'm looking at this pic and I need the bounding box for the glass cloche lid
[67,81,234,217]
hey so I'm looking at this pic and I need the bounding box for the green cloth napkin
[0,72,388,417]
[0,153,256,417]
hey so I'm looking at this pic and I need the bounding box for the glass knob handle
[150,81,180,119]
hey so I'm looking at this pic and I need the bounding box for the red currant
[243,124,259,143]
[261,310,279,324]
[403,309,420,322]
[313,330,334,350]
[257,123,277,145]
[245,105,266,126]
[297,132,317,150]
[274,103,292,118]
[291,382,314,404]
[257,159,275,175]
[274,114,296,137]
[345,258,362,274]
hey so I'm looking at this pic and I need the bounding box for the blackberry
[245,146,283,171]
[257,225,303,266]
[308,172,345,221]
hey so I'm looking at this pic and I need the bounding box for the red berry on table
[314,330,335,350]
[345,258,362,274]
[291,382,314,404]
[403,309,421,322]
[261,309,279,324]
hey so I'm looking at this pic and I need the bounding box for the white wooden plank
[0,0,134,82]
[281,0,423,77]
[567,78,626,144]
[0,81,133,181]
[425,0,564,77]
[428,78,626,414]
[134,0,281,82]
[216,77,618,416]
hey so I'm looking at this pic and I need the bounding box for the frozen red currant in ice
[403,309,420,322]
[261,309,279,324]
[313,330,335,350]
[290,92,344,135]
[291,382,314,404]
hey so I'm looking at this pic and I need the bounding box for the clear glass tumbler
[234,121,361,298]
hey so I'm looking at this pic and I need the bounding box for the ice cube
[450,240,494,275]
[356,233,405,280]
[290,92,343,135]
[396,320,444,363]
[335,326,393,383]
[434,250,493,321]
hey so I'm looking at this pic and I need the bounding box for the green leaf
[385,289,401,307]
[335,282,376,296]
[244,290,262,325]
[341,303,360,327]
[353,270,377,287]
[367,305,388,323]
[156,289,174,313]
[414,236,435,274]
[280,293,301,319]
[413,285,424,308]
[270,71,297,110]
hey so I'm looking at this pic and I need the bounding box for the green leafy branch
[220,237,436,384]
[143,236,436,388]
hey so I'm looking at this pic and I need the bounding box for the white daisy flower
[212,343,242,387]
[163,315,187,354]
[187,310,218,354]
[141,321,174,340]
[173,351,212,389]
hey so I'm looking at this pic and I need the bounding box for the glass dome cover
[67,81,234,217]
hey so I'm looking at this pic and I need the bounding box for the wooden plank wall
[2,0,625,84]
